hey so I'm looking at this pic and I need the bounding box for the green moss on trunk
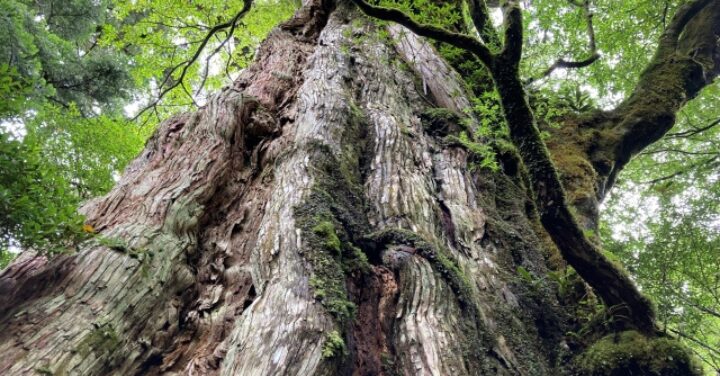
[292,109,372,360]
[575,331,702,376]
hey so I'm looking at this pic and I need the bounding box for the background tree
[0,0,139,259]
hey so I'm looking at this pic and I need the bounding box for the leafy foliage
[106,0,298,121]
[523,0,687,101]
[0,132,87,259]
[0,0,134,113]
[321,330,347,358]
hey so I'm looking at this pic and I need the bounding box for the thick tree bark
[352,0,720,336]
[0,1,712,375]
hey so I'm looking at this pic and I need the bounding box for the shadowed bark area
[0,0,712,375]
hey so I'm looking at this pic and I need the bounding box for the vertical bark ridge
[350,12,564,375]
[1,2,571,375]
[0,1,333,375]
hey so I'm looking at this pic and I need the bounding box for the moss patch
[321,330,347,359]
[313,221,342,254]
[292,117,372,362]
[420,108,469,137]
[294,145,370,324]
[575,331,703,376]
[34,366,54,375]
[544,121,599,206]
[75,323,121,360]
[97,236,130,252]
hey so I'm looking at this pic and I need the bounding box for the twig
[526,0,599,84]
[667,117,720,138]
[640,154,720,185]
[669,328,720,357]
[132,0,254,120]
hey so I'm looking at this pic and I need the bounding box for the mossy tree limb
[598,0,720,196]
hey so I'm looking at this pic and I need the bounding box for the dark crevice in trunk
[347,266,399,376]
[363,229,504,373]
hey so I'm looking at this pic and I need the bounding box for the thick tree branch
[490,72,656,334]
[349,0,495,66]
[600,0,720,195]
[657,0,714,57]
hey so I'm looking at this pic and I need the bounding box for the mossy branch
[349,0,495,66]
[656,0,714,56]
[498,0,523,66]
[602,1,720,195]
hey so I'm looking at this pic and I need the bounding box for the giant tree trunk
[1,2,602,375]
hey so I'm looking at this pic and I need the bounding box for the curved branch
[602,1,720,195]
[132,0,254,120]
[656,0,713,57]
[527,0,600,84]
[350,0,495,66]
[491,72,656,334]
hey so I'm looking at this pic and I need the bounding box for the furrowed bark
[1,0,713,375]
[352,0,657,334]
[0,2,570,375]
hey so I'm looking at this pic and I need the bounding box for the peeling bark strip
[2,0,711,375]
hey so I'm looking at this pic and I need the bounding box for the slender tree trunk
[2,1,708,375]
